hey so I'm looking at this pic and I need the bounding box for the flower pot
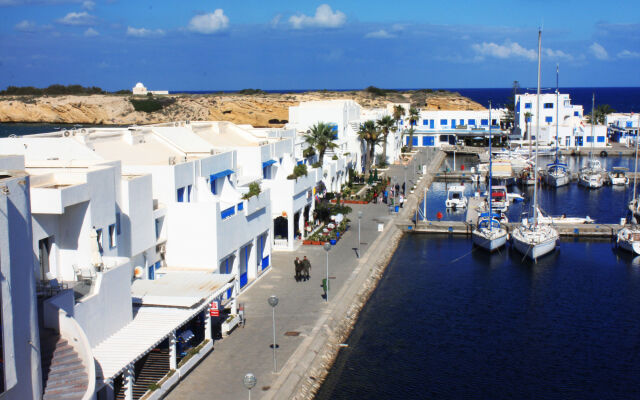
[330,239,337,245]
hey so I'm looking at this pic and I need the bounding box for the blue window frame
[240,246,248,287]
[574,111,580,117]
[481,119,489,126]
[576,136,584,146]
[187,185,192,202]
[221,206,235,219]
[177,187,185,202]
[237,202,244,211]
[210,177,217,194]
[400,120,403,125]
[587,136,594,143]
[422,119,428,125]
[451,119,456,127]
[430,120,434,129]
[525,103,532,109]
[459,119,465,126]
[423,136,435,146]
[468,119,476,126]
[545,116,553,123]
[440,119,447,126]
[627,121,633,128]
[148,264,155,280]
[492,119,497,126]
[597,136,605,143]
[544,103,554,109]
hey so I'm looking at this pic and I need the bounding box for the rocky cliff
[0,90,484,127]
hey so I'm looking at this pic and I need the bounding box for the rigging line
[449,245,480,264]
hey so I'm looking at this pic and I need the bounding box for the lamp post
[243,373,257,400]
[323,242,331,302]
[268,295,279,373]
[404,165,408,195]
[357,210,363,258]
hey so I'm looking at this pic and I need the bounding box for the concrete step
[50,358,82,370]
[48,363,86,380]
[45,373,88,391]
[43,383,88,398]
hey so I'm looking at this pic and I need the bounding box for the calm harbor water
[316,235,640,400]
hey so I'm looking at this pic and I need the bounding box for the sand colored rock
[0,90,484,127]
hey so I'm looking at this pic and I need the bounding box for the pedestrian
[399,193,404,208]
[395,183,400,194]
[302,256,311,281]
[373,191,378,204]
[294,257,302,281]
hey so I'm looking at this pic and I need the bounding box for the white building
[132,82,169,96]
[515,92,584,136]
[606,113,640,144]
[0,158,42,399]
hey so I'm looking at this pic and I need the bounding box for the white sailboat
[512,29,559,261]
[578,94,605,188]
[618,120,640,253]
[545,64,570,187]
[473,101,508,252]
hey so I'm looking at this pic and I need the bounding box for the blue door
[426,136,435,146]
[412,137,418,146]
[451,119,456,128]
[222,258,233,298]
[240,246,248,287]
[430,120,434,129]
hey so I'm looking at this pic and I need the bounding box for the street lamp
[357,211,363,258]
[268,295,279,373]
[243,373,257,400]
[323,242,331,302]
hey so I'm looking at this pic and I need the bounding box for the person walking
[294,257,302,281]
[399,193,405,208]
[302,256,311,281]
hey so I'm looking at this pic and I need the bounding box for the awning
[210,169,234,180]
[262,159,277,168]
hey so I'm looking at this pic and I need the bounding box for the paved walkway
[165,201,393,399]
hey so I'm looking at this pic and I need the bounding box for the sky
[1,0,639,91]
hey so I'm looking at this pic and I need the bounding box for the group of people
[375,183,405,207]
[294,256,312,282]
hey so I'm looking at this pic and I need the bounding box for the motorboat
[534,207,593,225]
[609,167,629,185]
[518,166,537,186]
[445,185,467,209]
[472,102,508,252]
[511,29,559,262]
[578,159,604,188]
[489,185,509,212]
[617,227,640,255]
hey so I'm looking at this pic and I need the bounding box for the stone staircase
[41,331,89,400]
[115,349,170,400]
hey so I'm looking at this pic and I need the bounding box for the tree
[304,122,338,167]
[504,80,520,130]
[357,120,384,175]
[588,104,616,125]
[376,115,395,165]
[407,106,420,151]
[524,112,532,140]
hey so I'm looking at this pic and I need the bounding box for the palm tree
[304,122,338,167]
[376,115,395,165]
[358,120,384,175]
[524,112,532,140]
[392,105,405,130]
[407,106,420,151]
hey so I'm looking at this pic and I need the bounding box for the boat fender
[600,150,608,157]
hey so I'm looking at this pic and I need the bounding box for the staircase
[115,349,170,400]
[41,332,89,400]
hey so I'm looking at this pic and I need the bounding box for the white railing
[273,238,288,249]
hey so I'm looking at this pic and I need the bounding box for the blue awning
[262,160,276,168]
[210,169,234,180]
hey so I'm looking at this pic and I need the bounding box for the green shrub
[312,162,322,168]
[0,84,105,96]
[293,164,308,177]
[332,155,339,160]
[130,97,175,113]
[303,147,316,158]
[237,88,266,95]
[242,182,261,199]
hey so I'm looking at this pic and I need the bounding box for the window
[587,136,594,143]
[108,224,116,249]
[423,119,428,125]
[544,103,554,109]
[597,136,605,143]
[574,111,580,117]
[492,119,497,126]
[237,202,244,211]
[177,187,185,202]
[210,177,217,194]
[187,185,192,202]
[524,103,532,109]
[459,119,465,126]
[451,119,456,127]
[440,119,447,126]
[481,119,489,126]
[545,116,553,123]
[96,229,103,255]
[627,121,633,128]
[400,120,404,125]
[468,119,476,126]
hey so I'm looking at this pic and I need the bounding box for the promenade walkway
[166,153,427,400]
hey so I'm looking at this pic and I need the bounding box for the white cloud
[472,41,537,61]
[14,20,37,31]
[589,42,609,60]
[365,29,396,39]
[84,27,98,37]
[57,11,95,26]
[617,49,640,59]
[82,0,94,10]
[289,4,346,29]
[188,9,229,34]
[126,26,165,37]
[545,48,573,61]
[270,14,282,28]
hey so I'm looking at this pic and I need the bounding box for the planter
[303,240,312,245]
[222,314,240,336]
[330,239,337,245]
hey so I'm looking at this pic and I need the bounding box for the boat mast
[633,124,639,202]
[533,28,541,226]
[590,93,595,160]
[489,100,493,232]
[555,64,559,164]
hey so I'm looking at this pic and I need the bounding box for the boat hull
[578,176,603,188]
[512,227,558,260]
[545,173,569,187]
[618,239,640,255]
[472,230,507,252]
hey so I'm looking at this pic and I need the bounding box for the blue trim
[262,159,277,168]
[210,169,234,180]
[177,187,185,202]
[221,206,236,219]
[237,202,244,211]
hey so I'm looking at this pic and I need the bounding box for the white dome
[135,82,144,88]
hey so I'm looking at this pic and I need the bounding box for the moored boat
[617,227,640,255]
[609,167,629,185]
[445,185,467,209]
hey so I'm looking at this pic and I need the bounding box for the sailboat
[619,122,640,254]
[472,101,508,252]
[578,94,605,188]
[545,64,569,187]
[512,29,559,261]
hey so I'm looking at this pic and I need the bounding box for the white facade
[0,162,42,399]
[515,92,584,135]
[132,82,169,96]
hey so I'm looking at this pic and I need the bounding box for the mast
[633,124,639,203]
[533,28,541,226]
[555,64,559,164]
[489,100,493,232]
[590,93,595,160]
